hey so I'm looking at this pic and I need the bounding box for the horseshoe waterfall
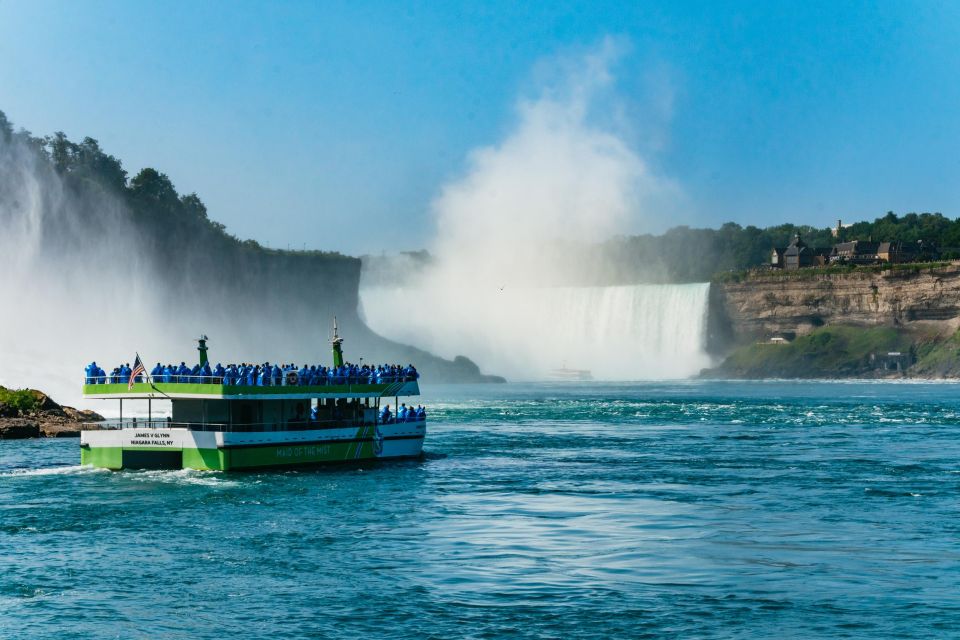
[360,283,713,380]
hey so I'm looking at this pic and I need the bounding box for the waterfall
[360,283,712,380]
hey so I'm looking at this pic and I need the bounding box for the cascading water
[360,283,712,380]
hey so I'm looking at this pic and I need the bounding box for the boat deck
[82,379,420,400]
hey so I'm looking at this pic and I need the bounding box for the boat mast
[197,335,209,367]
[331,317,344,367]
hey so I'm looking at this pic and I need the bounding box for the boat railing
[81,417,424,433]
[82,373,418,386]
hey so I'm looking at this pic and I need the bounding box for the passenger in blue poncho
[379,404,392,424]
[258,363,270,386]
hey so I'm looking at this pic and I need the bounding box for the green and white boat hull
[81,420,426,471]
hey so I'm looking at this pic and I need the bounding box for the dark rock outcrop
[0,388,104,439]
[0,419,40,439]
[449,356,507,383]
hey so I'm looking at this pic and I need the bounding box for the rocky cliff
[712,263,960,344]
[706,263,960,377]
[0,388,104,439]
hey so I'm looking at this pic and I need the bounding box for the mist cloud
[362,40,710,380]
[430,38,678,288]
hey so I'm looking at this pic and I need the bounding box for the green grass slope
[705,326,915,378]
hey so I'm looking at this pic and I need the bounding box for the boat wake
[125,468,241,487]
[0,464,110,477]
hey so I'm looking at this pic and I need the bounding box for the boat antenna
[197,335,209,367]
[331,317,344,367]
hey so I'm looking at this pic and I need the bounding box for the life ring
[285,371,299,386]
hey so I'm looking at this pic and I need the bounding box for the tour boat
[80,327,426,471]
[547,366,593,382]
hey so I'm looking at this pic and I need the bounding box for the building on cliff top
[831,239,935,265]
[831,240,881,264]
[769,234,938,271]
[782,234,830,270]
[877,241,920,263]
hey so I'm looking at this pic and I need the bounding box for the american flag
[129,354,146,390]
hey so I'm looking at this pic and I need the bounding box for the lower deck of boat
[80,420,426,471]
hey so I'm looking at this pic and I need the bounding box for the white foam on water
[0,465,110,477]
[128,468,239,487]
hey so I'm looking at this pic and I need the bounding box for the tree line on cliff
[5,108,957,288]
[0,109,350,271]
[585,213,960,284]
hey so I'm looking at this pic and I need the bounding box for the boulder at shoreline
[0,387,104,440]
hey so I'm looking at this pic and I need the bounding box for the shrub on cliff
[0,387,37,414]
[912,328,960,376]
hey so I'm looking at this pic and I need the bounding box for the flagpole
[137,352,150,385]
[129,353,153,427]
[141,354,174,423]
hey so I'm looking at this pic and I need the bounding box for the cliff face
[712,264,960,346]
[706,264,960,378]
[149,249,505,383]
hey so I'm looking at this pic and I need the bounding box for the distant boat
[547,366,593,382]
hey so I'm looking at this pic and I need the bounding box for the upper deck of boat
[82,379,421,401]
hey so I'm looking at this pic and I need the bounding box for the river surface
[2,381,959,639]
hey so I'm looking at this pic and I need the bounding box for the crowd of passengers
[84,361,419,386]
[378,403,426,424]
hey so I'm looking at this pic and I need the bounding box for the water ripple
[1,381,959,638]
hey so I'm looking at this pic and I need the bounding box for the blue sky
[2,0,959,254]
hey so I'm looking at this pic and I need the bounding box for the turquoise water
[2,381,959,639]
